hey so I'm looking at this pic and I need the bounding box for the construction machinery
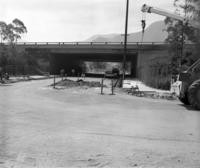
[141,4,200,28]
[141,4,200,110]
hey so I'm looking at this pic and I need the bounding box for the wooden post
[77,73,80,81]
[122,0,129,87]
[101,78,104,95]
[53,75,56,89]
[111,79,114,95]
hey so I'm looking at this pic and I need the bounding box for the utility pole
[122,0,129,87]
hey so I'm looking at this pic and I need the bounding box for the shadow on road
[179,104,200,112]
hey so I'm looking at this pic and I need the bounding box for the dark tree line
[0,18,39,75]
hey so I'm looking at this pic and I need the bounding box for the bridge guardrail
[0,41,170,46]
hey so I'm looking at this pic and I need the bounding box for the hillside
[85,20,168,42]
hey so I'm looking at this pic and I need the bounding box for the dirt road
[0,79,200,167]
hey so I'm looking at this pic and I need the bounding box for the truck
[141,4,200,110]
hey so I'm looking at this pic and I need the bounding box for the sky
[0,0,175,42]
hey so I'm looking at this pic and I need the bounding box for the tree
[0,18,28,75]
[165,0,200,74]
[0,21,7,43]
[0,18,27,43]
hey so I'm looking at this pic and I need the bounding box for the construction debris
[125,88,177,100]
[52,79,103,88]
[123,80,177,100]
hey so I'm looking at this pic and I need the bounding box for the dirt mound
[53,79,102,88]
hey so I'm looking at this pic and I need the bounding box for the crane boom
[141,4,200,29]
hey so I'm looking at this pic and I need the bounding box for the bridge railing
[0,41,168,46]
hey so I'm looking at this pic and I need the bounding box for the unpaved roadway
[0,79,200,168]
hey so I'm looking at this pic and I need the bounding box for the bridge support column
[130,52,138,78]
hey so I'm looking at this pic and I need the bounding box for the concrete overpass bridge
[1,42,189,77]
[11,41,168,55]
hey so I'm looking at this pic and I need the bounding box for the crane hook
[141,19,146,33]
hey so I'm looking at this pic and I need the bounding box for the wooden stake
[53,75,56,89]
[101,78,104,95]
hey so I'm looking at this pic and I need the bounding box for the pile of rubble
[52,79,103,88]
[125,89,177,100]
[123,80,177,100]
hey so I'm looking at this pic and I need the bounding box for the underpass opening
[50,52,137,77]
[84,61,131,75]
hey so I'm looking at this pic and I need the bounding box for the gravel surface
[0,79,200,168]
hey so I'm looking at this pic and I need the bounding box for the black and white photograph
[0,0,200,167]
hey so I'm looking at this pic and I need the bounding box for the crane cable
[141,12,146,43]
[138,13,146,53]
[137,12,146,78]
